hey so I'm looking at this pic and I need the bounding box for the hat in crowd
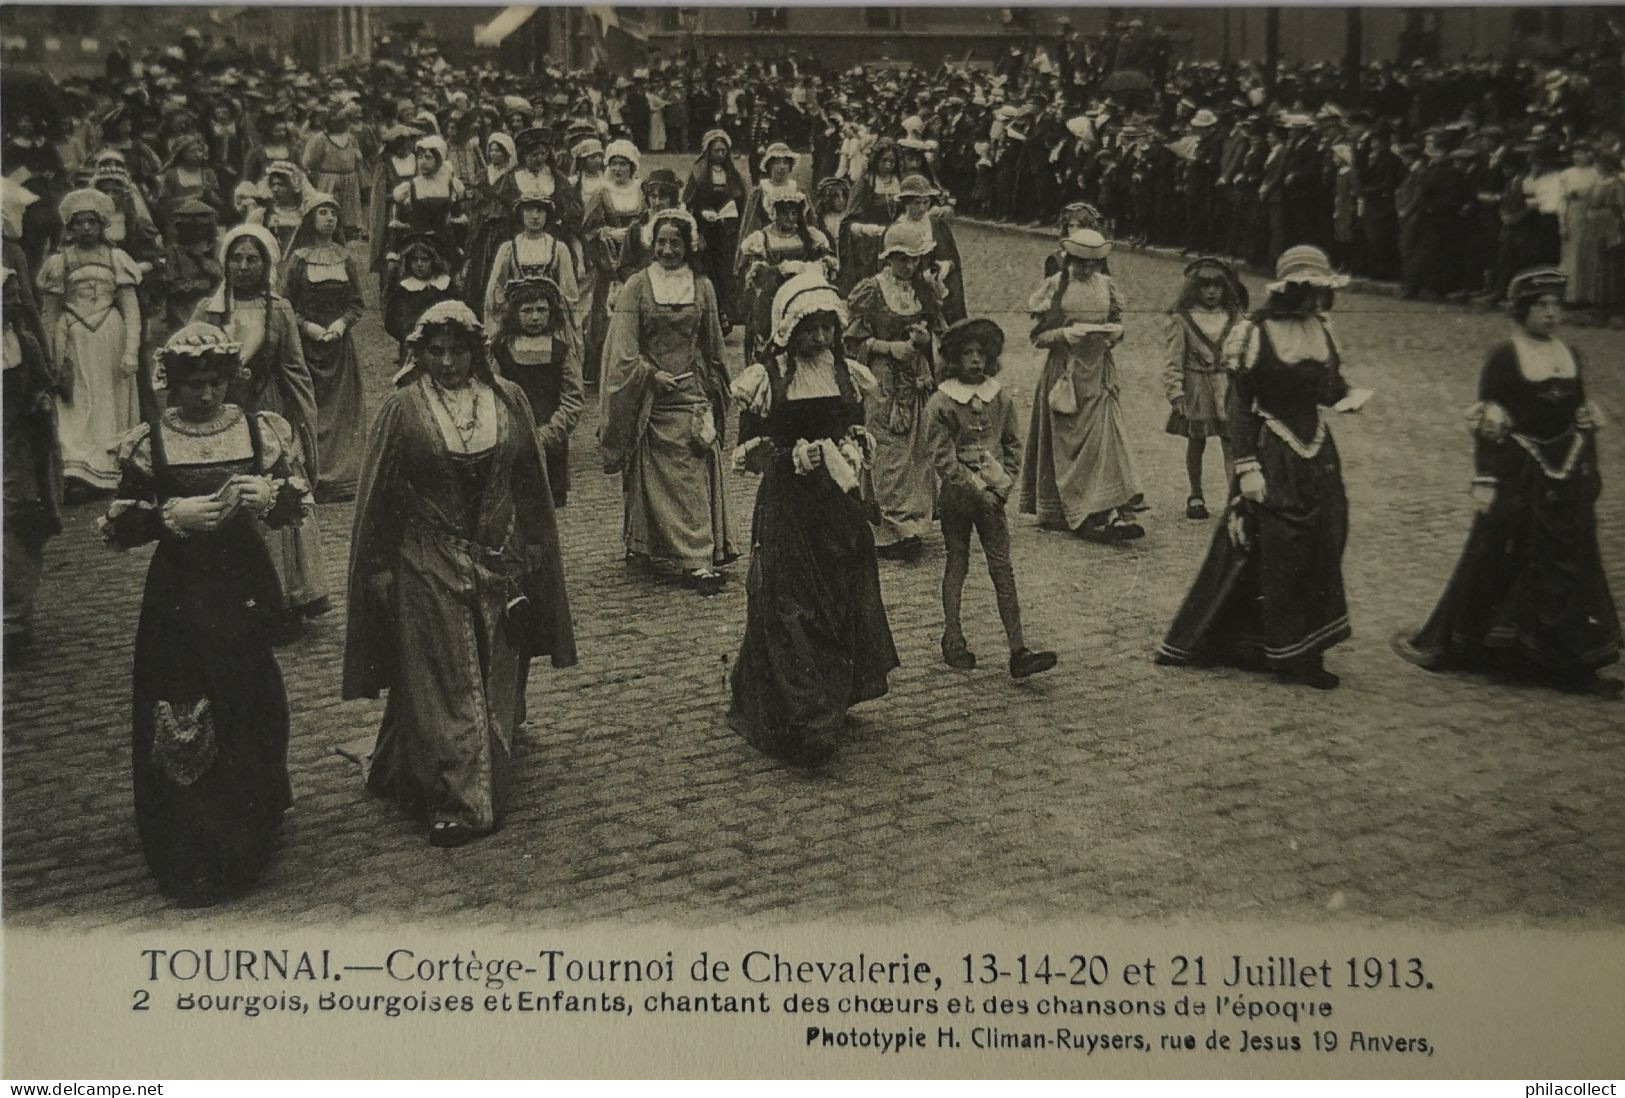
[815,175,851,198]
[879,220,935,260]
[643,168,680,195]
[700,128,732,152]
[512,185,555,212]
[58,188,115,225]
[1506,265,1567,302]
[1184,255,1236,281]
[515,127,552,157]
[1065,115,1093,140]
[605,139,640,169]
[1189,109,1218,129]
[301,190,339,216]
[759,142,798,172]
[381,123,423,145]
[1060,227,1111,260]
[170,197,219,222]
[768,190,809,212]
[1266,244,1349,294]
[898,174,938,199]
[405,299,484,346]
[572,137,605,161]
[154,323,246,390]
[1278,112,1314,130]
[940,316,1004,362]
[769,269,847,349]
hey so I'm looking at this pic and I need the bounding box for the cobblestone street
[5,202,1624,930]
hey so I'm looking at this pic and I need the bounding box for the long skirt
[56,316,138,489]
[1400,443,1620,676]
[1159,434,1350,670]
[251,387,330,614]
[366,524,523,832]
[132,529,291,905]
[1020,355,1143,528]
[864,394,935,546]
[729,461,898,761]
[305,331,365,502]
[623,401,736,570]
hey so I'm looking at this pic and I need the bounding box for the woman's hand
[1169,395,1186,417]
[232,475,277,514]
[1238,469,1267,504]
[653,370,680,394]
[162,496,229,535]
[1470,480,1497,514]
[908,324,932,348]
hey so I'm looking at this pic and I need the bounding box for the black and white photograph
[1,1,1623,1081]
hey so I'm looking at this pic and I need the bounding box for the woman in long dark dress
[682,128,748,331]
[729,270,898,766]
[100,324,306,905]
[1394,267,1621,697]
[281,192,366,502]
[1156,245,1355,690]
[342,301,577,847]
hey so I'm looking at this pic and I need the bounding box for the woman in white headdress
[599,208,737,592]
[36,187,143,492]
[192,222,329,635]
[728,270,897,766]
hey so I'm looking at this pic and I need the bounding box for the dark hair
[650,213,700,267]
[1171,268,1246,314]
[1257,282,1324,318]
[942,335,1003,378]
[499,279,569,339]
[1510,291,1562,324]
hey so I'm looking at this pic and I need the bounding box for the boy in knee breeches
[925,317,1057,680]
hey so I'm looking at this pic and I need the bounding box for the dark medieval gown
[1400,336,1620,677]
[342,372,577,834]
[728,352,899,762]
[1158,315,1353,671]
[101,408,304,905]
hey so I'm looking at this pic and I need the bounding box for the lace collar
[648,264,695,306]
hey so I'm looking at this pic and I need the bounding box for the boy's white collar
[939,377,1000,403]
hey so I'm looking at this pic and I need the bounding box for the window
[747,8,788,30]
[864,8,900,30]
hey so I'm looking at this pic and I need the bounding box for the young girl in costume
[1163,256,1248,519]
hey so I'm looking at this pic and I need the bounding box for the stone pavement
[4,217,1623,930]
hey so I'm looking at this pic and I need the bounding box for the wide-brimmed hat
[898,174,938,199]
[769,269,847,348]
[940,316,1004,361]
[759,142,797,172]
[879,220,935,260]
[1190,109,1219,129]
[1060,227,1111,260]
[605,139,640,169]
[571,137,604,161]
[1506,265,1567,302]
[1266,244,1349,294]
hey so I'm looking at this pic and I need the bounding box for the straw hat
[898,174,938,199]
[1265,245,1349,294]
[879,220,935,260]
[1059,227,1111,260]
